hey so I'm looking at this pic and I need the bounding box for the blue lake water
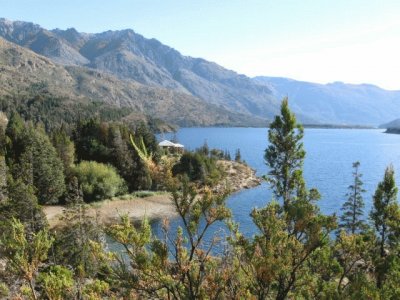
[157,128,400,238]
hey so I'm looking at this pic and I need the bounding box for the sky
[1,0,400,90]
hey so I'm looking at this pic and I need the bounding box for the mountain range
[0,18,399,127]
[255,77,400,126]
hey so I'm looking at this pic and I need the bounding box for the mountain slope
[380,118,400,129]
[0,37,266,127]
[254,76,400,126]
[0,18,279,119]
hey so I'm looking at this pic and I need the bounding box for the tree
[340,161,367,234]
[264,97,305,209]
[20,126,66,204]
[37,265,75,300]
[233,98,336,299]
[1,176,47,234]
[53,177,104,296]
[370,165,400,288]
[234,148,241,162]
[106,179,234,299]
[72,161,127,202]
[5,111,25,163]
[109,125,135,188]
[51,125,75,174]
[0,218,53,300]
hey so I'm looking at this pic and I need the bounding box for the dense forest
[0,99,400,299]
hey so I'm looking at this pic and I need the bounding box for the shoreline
[43,160,261,228]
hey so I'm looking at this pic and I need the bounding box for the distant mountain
[2,18,400,127]
[0,37,266,127]
[379,118,400,129]
[0,18,279,120]
[254,77,400,126]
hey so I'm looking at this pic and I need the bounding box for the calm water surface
[157,128,400,238]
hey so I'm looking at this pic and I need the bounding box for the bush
[172,152,223,186]
[72,161,127,202]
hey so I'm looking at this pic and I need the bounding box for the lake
[157,128,400,238]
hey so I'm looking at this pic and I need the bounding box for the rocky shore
[214,160,261,193]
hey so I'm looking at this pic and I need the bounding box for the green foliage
[265,97,305,209]
[2,176,47,234]
[370,165,400,288]
[5,117,66,204]
[105,179,233,299]
[0,218,53,300]
[51,125,75,174]
[232,98,336,299]
[340,161,367,234]
[0,92,132,132]
[172,151,223,186]
[73,119,157,191]
[53,176,104,279]
[20,126,66,204]
[82,279,110,299]
[37,265,74,300]
[2,97,400,298]
[72,161,127,202]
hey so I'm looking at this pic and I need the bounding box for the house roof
[158,140,184,148]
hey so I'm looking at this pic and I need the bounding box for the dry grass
[43,193,176,228]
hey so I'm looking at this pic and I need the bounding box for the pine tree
[22,126,66,204]
[370,165,400,288]
[54,176,104,284]
[340,161,367,234]
[234,148,241,162]
[234,98,336,299]
[5,111,25,163]
[5,176,47,234]
[51,125,75,174]
[264,97,305,209]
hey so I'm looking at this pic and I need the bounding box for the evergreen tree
[340,161,367,234]
[73,119,111,163]
[109,125,135,187]
[370,165,400,288]
[54,176,104,283]
[21,126,66,204]
[234,98,336,299]
[3,177,47,234]
[264,97,305,209]
[51,125,75,174]
[5,111,25,163]
[234,148,241,162]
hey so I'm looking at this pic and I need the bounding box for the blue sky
[1,0,400,89]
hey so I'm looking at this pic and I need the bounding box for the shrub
[72,161,127,202]
[172,152,223,186]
